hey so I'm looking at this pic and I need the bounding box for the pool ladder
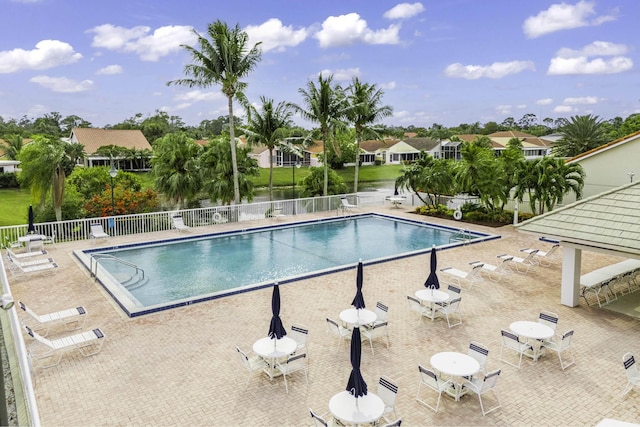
[90,254,147,289]
[449,229,473,245]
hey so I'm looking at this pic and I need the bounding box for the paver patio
[7,207,640,426]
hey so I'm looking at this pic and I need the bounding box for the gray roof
[516,181,640,256]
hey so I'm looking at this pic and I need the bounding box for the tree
[0,134,23,160]
[553,114,607,157]
[168,20,262,205]
[345,77,393,193]
[290,74,347,196]
[18,135,80,221]
[151,133,203,209]
[242,96,293,201]
[200,136,259,205]
[300,167,347,197]
[455,143,506,216]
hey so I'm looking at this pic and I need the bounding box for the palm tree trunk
[354,136,360,193]
[227,95,240,204]
[268,147,274,201]
[322,128,328,196]
[52,166,65,222]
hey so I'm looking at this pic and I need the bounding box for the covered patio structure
[516,181,640,307]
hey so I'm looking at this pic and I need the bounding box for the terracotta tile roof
[567,130,640,163]
[70,128,152,155]
[516,181,640,256]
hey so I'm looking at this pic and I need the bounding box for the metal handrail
[90,254,144,281]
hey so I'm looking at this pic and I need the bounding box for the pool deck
[7,206,640,426]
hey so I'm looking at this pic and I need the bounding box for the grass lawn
[0,188,32,227]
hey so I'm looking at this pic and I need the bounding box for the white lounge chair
[440,263,484,289]
[5,250,58,276]
[521,244,559,267]
[19,301,87,337]
[172,215,190,232]
[496,250,538,274]
[89,223,110,242]
[339,196,358,214]
[4,246,48,259]
[469,257,513,281]
[24,324,105,368]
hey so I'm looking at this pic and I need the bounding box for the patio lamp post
[109,157,118,216]
[292,160,301,215]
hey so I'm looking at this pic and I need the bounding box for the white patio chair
[339,196,358,215]
[43,230,56,247]
[622,352,640,397]
[236,346,266,389]
[407,295,432,321]
[470,256,513,281]
[499,329,533,369]
[89,223,110,242]
[24,324,105,369]
[19,301,87,337]
[434,297,462,328]
[171,215,190,232]
[468,341,490,375]
[326,318,350,350]
[445,284,462,299]
[440,263,484,289]
[521,244,560,267]
[542,329,575,370]
[538,310,559,331]
[497,250,538,274]
[377,375,399,423]
[462,369,502,416]
[370,301,389,327]
[276,352,308,393]
[309,408,342,427]
[362,321,390,354]
[416,364,451,413]
[289,323,309,354]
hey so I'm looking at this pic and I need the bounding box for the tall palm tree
[242,96,293,201]
[290,74,346,196]
[168,20,262,205]
[554,114,607,157]
[345,77,393,193]
[0,134,24,160]
[151,133,203,210]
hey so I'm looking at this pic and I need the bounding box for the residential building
[69,128,153,171]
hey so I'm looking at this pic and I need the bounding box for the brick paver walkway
[7,207,640,426]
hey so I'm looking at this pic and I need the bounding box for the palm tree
[151,133,203,210]
[168,20,262,205]
[242,96,293,201]
[345,77,393,193]
[0,134,24,160]
[554,114,607,157]
[290,74,347,196]
[18,136,76,221]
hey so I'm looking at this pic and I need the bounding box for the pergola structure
[515,181,640,307]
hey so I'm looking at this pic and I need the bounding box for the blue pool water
[77,214,496,316]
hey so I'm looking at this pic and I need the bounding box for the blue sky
[1,0,638,129]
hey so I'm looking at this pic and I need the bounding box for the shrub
[0,173,19,188]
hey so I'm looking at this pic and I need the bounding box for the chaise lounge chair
[89,223,110,242]
[469,256,514,281]
[440,263,484,289]
[24,324,106,368]
[497,250,538,274]
[339,196,358,215]
[4,246,48,259]
[172,215,191,232]
[520,244,560,267]
[19,301,87,337]
[4,249,58,276]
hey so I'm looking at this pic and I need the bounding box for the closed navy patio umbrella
[424,245,440,290]
[346,326,368,398]
[351,260,366,310]
[27,205,36,234]
[268,283,287,339]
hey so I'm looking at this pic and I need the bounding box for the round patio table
[252,336,297,379]
[415,289,449,320]
[430,351,480,401]
[340,308,376,327]
[329,390,385,426]
[510,320,555,361]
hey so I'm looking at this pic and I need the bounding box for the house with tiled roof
[440,131,552,161]
[356,139,399,165]
[564,130,640,200]
[69,128,153,171]
[248,142,315,168]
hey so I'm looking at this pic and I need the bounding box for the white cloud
[496,105,513,115]
[30,76,93,93]
[96,64,123,75]
[88,24,197,61]
[380,81,397,90]
[244,19,309,53]
[522,0,617,39]
[554,105,575,113]
[318,68,361,81]
[173,90,222,103]
[536,98,553,105]
[383,2,425,19]
[563,96,600,105]
[548,56,632,75]
[0,40,82,73]
[556,40,629,58]
[443,60,535,79]
[516,104,527,109]
[314,13,400,48]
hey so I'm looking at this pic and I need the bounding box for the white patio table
[252,336,297,380]
[329,390,385,426]
[430,351,480,401]
[415,289,449,321]
[340,308,377,328]
[18,234,46,252]
[509,321,554,361]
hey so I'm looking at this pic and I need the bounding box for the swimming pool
[75,213,497,316]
